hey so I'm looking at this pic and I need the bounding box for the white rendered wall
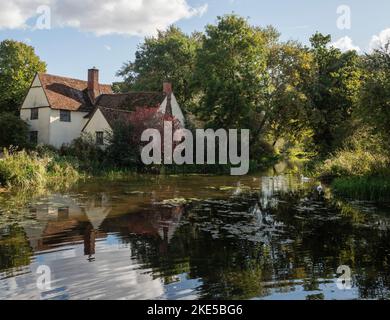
[20,107,51,145]
[82,108,112,145]
[49,110,89,148]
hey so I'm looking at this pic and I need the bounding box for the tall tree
[117,25,201,110]
[0,40,47,114]
[193,15,270,132]
[265,41,314,150]
[359,46,390,152]
[307,33,362,156]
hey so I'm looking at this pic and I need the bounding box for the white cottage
[20,68,185,148]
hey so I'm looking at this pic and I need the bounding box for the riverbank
[313,148,390,202]
[0,145,279,191]
[0,149,80,191]
[331,176,390,202]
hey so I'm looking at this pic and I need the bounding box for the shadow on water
[0,168,390,300]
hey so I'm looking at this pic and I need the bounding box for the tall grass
[314,147,390,201]
[0,149,80,190]
[332,176,390,201]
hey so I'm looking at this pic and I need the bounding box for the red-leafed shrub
[106,107,181,168]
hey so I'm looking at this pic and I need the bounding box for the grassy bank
[331,176,390,201]
[314,148,390,201]
[0,149,81,191]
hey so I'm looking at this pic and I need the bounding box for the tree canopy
[0,40,47,114]
[117,25,201,110]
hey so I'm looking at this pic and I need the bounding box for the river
[1,170,390,300]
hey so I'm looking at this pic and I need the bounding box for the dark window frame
[96,131,104,146]
[60,110,71,122]
[30,108,39,120]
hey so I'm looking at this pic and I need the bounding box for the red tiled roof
[96,92,166,111]
[38,73,113,112]
[83,106,165,132]
[98,107,134,127]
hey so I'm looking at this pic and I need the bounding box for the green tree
[117,26,201,109]
[0,112,30,149]
[264,41,315,154]
[105,122,139,168]
[193,15,270,131]
[359,46,390,152]
[307,33,362,156]
[0,40,47,114]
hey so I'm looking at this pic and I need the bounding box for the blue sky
[0,0,389,84]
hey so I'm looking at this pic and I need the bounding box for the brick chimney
[88,68,100,103]
[163,81,172,95]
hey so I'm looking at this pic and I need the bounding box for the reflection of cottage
[103,205,184,244]
[20,193,183,257]
[21,194,111,252]
[20,68,185,148]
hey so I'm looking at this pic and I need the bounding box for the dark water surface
[1,172,390,300]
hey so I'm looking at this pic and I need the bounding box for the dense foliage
[0,113,30,149]
[0,149,79,190]
[0,40,46,114]
[1,14,390,198]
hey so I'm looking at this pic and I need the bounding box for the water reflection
[0,174,390,300]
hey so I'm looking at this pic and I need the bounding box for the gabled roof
[96,92,166,111]
[82,106,163,132]
[38,73,113,112]
[98,107,135,127]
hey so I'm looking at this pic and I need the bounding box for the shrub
[0,149,80,190]
[59,134,105,171]
[315,126,389,178]
[105,122,139,168]
[0,112,30,149]
[318,149,389,178]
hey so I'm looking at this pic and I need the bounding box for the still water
[1,171,390,300]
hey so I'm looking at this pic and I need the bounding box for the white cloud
[369,28,390,52]
[0,0,208,36]
[0,0,47,30]
[104,45,112,51]
[329,36,361,52]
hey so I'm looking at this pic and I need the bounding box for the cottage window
[60,110,71,122]
[30,108,39,120]
[29,131,38,144]
[96,132,104,145]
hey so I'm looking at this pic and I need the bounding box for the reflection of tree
[124,189,390,300]
[0,224,33,274]
[2,178,390,299]
[84,223,96,261]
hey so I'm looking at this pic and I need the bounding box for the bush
[0,112,30,149]
[315,126,389,178]
[59,134,105,171]
[0,149,80,190]
[317,149,389,178]
[105,123,139,168]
